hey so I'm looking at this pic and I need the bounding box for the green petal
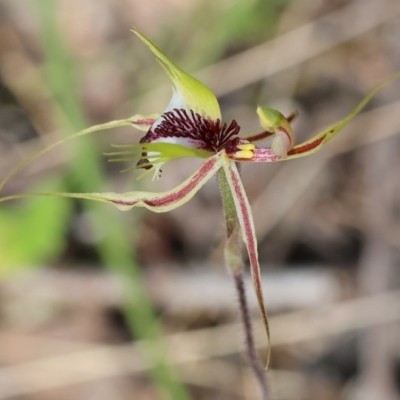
[286,71,400,159]
[132,29,221,121]
[0,118,133,195]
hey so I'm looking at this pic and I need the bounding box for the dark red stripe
[133,118,157,126]
[111,156,217,208]
[245,130,274,143]
[287,135,325,156]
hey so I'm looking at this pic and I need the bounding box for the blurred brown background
[0,0,400,399]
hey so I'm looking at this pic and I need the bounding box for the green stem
[217,168,271,400]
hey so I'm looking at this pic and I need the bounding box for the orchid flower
[1,29,399,375]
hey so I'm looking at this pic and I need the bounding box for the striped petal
[0,154,223,213]
[285,72,400,159]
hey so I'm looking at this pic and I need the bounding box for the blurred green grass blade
[0,179,71,274]
[34,1,190,399]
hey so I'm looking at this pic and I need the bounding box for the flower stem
[234,269,271,400]
[217,168,271,400]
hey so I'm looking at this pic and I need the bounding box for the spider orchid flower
[1,29,399,362]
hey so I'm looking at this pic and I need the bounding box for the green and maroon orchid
[1,29,399,367]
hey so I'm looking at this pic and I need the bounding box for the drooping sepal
[132,29,221,121]
[221,158,271,367]
[0,154,223,213]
